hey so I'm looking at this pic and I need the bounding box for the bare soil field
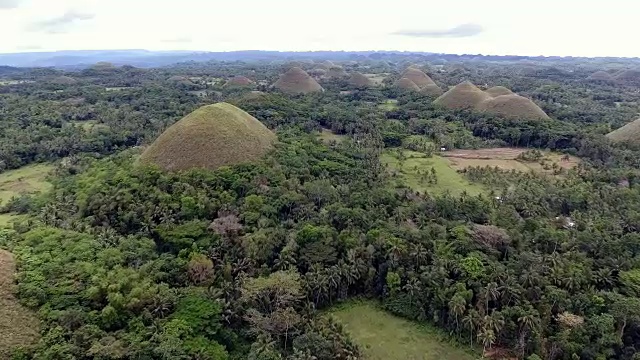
[0,249,39,356]
[442,148,580,174]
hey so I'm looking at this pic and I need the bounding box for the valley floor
[330,301,476,360]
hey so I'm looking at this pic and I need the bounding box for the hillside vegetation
[1,54,640,360]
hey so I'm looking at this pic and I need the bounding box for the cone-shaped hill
[283,61,303,69]
[308,68,327,77]
[139,103,276,172]
[348,72,373,87]
[420,83,444,97]
[486,86,514,97]
[588,71,615,82]
[224,76,255,88]
[395,77,420,91]
[274,67,323,94]
[50,76,78,85]
[168,75,188,82]
[92,62,115,70]
[477,94,550,120]
[402,68,436,88]
[606,118,640,144]
[614,69,640,82]
[434,81,491,110]
[326,66,349,78]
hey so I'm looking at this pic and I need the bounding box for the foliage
[3,56,640,360]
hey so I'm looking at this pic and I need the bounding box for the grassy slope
[0,163,54,205]
[381,150,485,196]
[139,102,276,172]
[330,301,476,360]
[318,129,347,143]
[0,249,40,357]
[0,214,26,228]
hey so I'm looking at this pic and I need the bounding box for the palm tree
[462,310,481,346]
[483,282,500,312]
[327,265,342,302]
[483,312,505,336]
[498,277,522,306]
[410,244,429,268]
[403,278,422,306]
[448,295,466,333]
[478,329,496,351]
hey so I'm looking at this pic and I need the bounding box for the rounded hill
[224,76,254,88]
[477,94,550,120]
[139,102,276,172]
[92,62,115,70]
[168,75,188,82]
[486,86,514,97]
[402,68,436,88]
[588,71,615,82]
[614,69,640,82]
[50,76,78,85]
[395,77,420,91]
[326,66,348,78]
[606,118,640,144]
[434,81,491,110]
[420,83,444,97]
[348,72,373,87]
[274,67,323,94]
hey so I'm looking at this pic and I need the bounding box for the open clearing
[0,249,40,357]
[0,163,54,205]
[318,128,348,143]
[330,301,475,360]
[442,147,580,174]
[0,214,26,228]
[381,150,485,196]
[379,99,398,111]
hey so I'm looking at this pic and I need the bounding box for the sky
[0,0,638,57]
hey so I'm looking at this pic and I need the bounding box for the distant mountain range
[0,49,638,69]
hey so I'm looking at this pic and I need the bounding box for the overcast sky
[0,0,638,57]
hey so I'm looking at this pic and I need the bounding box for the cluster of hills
[395,67,444,96]
[434,81,550,120]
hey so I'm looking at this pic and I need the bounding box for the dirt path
[0,249,39,356]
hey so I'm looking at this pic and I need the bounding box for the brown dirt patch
[0,249,40,356]
[443,148,580,174]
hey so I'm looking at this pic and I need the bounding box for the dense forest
[2,54,640,360]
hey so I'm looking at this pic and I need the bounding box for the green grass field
[330,301,476,360]
[0,163,54,205]
[381,150,485,196]
[318,128,348,143]
[0,213,26,228]
[379,99,398,111]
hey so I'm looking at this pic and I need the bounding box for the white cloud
[0,0,638,57]
[27,10,94,33]
[0,0,20,9]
